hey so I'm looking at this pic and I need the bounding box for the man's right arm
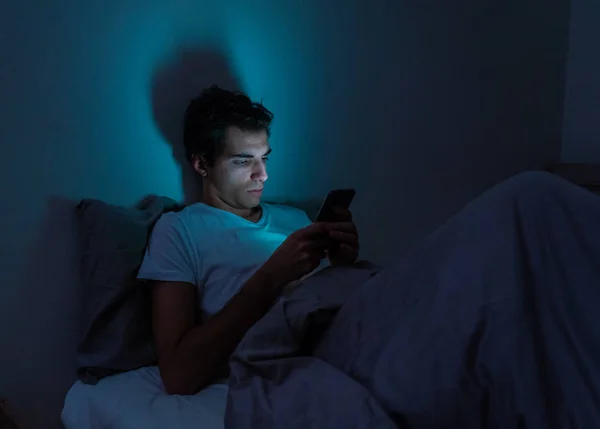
[143,216,330,395]
[152,268,282,395]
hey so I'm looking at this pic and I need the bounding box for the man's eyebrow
[230,148,272,158]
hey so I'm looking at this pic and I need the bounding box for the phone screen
[314,189,356,222]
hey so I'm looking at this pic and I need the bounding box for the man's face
[202,126,270,211]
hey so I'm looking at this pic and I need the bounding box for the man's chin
[240,196,261,210]
[246,192,263,203]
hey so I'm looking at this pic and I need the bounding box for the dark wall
[561,0,600,162]
[0,0,570,427]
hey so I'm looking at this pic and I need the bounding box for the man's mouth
[248,189,263,194]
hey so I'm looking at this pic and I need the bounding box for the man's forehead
[223,127,269,155]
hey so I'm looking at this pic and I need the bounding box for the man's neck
[200,188,261,222]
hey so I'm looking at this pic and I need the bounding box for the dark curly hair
[183,85,274,166]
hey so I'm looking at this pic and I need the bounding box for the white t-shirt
[137,202,313,321]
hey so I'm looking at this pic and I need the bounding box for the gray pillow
[75,195,182,384]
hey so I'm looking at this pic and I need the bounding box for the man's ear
[191,154,208,177]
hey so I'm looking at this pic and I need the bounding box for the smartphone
[314,189,356,222]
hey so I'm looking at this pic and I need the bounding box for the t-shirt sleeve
[137,212,197,284]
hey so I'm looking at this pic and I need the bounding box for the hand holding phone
[314,189,359,265]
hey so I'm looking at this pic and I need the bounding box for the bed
[64,170,600,428]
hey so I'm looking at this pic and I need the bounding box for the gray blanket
[225,171,600,428]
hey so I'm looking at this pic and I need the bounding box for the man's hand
[326,207,359,266]
[257,222,331,288]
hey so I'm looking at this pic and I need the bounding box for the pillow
[75,195,182,384]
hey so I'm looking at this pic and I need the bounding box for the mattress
[61,366,227,429]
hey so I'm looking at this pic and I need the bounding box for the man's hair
[183,85,274,166]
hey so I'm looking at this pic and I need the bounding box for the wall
[0,0,570,427]
[561,0,600,162]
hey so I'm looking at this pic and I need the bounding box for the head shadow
[151,49,242,204]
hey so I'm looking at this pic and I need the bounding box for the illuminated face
[197,126,270,213]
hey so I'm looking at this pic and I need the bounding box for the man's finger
[305,238,334,249]
[300,222,331,236]
[326,221,356,233]
[340,243,356,253]
[329,230,358,245]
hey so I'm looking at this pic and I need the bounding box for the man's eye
[234,159,249,166]
[262,157,269,163]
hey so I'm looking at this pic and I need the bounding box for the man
[137,85,359,395]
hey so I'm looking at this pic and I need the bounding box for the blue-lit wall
[0,0,570,427]
[562,0,600,162]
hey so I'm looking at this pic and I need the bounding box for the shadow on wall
[151,48,242,204]
[13,197,82,429]
[151,48,323,218]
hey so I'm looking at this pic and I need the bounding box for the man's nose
[252,162,268,182]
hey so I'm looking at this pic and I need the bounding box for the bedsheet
[62,366,227,429]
